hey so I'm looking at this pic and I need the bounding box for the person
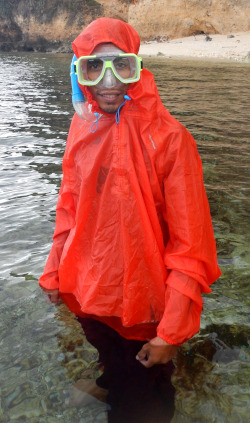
[39,17,221,372]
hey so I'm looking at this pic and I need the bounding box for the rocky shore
[1,32,249,63]
[1,0,250,60]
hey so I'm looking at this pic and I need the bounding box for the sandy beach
[139,32,250,61]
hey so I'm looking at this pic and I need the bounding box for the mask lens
[113,56,137,80]
[86,58,104,81]
[78,58,105,84]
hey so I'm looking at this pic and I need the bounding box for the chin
[101,104,119,114]
[105,108,119,114]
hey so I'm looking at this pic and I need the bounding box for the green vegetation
[0,0,101,14]
[0,0,102,50]
[0,0,102,23]
[0,0,19,18]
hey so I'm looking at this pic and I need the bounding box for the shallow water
[0,52,249,422]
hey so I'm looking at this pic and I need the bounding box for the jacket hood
[72,18,163,118]
[72,18,140,57]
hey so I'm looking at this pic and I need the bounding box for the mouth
[96,91,123,102]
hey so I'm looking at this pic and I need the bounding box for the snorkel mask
[75,53,143,87]
[70,44,143,120]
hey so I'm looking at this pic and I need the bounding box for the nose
[100,68,119,88]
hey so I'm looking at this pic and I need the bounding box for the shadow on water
[0,53,249,422]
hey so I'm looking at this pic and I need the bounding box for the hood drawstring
[115,95,131,124]
[90,113,102,133]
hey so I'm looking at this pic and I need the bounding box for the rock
[9,398,42,420]
[205,35,213,41]
[0,0,250,52]
[227,34,235,38]
[128,0,250,40]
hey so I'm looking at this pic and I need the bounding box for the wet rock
[0,42,15,51]
[9,398,42,420]
[18,355,41,370]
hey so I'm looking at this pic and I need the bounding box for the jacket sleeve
[157,126,221,345]
[157,271,202,345]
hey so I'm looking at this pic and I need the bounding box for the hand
[42,288,60,304]
[136,336,178,368]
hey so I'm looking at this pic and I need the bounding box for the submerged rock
[9,398,42,420]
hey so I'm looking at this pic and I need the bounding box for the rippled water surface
[0,53,249,422]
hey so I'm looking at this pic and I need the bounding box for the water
[0,52,249,422]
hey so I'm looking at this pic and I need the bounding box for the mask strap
[115,95,131,124]
[90,113,102,133]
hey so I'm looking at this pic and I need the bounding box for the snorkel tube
[70,55,99,122]
[70,55,85,118]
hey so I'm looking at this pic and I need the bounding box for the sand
[139,32,250,62]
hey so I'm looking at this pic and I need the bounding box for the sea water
[0,52,249,422]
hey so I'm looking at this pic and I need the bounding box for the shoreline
[139,32,250,62]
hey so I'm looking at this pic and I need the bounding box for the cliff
[0,0,249,52]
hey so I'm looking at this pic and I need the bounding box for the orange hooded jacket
[39,18,221,345]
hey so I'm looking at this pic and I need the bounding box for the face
[87,43,129,114]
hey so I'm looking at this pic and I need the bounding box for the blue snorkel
[70,55,85,118]
[70,55,102,123]
[70,54,131,129]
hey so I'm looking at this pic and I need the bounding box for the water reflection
[0,53,249,422]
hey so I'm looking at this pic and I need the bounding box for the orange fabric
[60,293,158,341]
[39,18,221,344]
[157,273,203,345]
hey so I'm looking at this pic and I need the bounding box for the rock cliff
[0,0,249,52]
